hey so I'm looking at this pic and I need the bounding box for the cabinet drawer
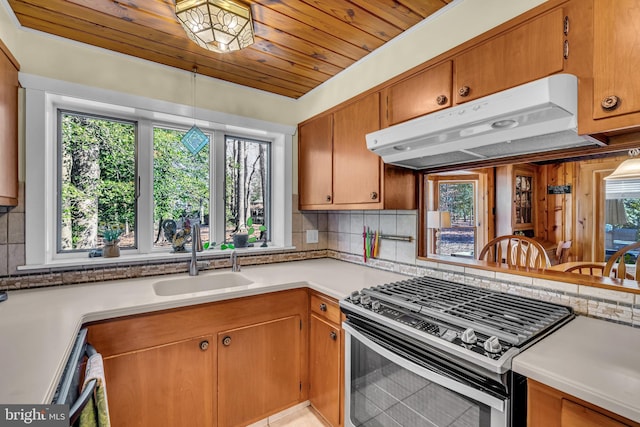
[310,293,341,324]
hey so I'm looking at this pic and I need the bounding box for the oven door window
[349,334,495,427]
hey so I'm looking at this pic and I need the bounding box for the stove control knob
[360,295,372,307]
[460,328,478,345]
[371,300,381,311]
[484,336,502,354]
[350,291,361,304]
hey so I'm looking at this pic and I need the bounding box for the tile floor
[268,407,327,427]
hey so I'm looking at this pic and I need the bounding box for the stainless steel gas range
[340,276,574,427]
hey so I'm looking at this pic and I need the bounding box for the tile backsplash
[2,190,639,328]
[0,182,25,276]
[292,194,419,264]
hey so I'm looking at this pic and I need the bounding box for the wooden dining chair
[561,263,605,276]
[555,240,572,265]
[604,241,640,281]
[478,235,551,269]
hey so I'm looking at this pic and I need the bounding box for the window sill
[17,245,298,273]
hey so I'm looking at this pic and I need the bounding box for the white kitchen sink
[153,272,253,296]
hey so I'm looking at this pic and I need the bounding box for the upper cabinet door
[592,0,640,120]
[333,92,381,205]
[298,114,334,208]
[386,61,453,126]
[0,40,19,206]
[454,8,565,104]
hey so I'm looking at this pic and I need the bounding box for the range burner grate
[362,276,572,346]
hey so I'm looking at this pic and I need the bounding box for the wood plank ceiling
[7,0,452,98]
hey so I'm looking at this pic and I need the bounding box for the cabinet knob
[199,340,209,351]
[319,303,327,312]
[330,331,337,341]
[458,86,471,97]
[370,192,378,200]
[436,95,448,105]
[325,195,332,202]
[601,95,620,111]
[222,336,231,346]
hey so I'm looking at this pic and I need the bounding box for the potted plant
[207,217,267,250]
[102,226,122,258]
[232,216,263,248]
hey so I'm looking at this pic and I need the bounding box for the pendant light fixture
[181,67,209,155]
[604,148,640,180]
[175,0,255,53]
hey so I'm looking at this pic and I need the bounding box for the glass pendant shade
[605,149,640,180]
[175,0,254,53]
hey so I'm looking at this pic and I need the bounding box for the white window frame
[21,73,294,268]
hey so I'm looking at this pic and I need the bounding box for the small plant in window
[205,217,267,250]
[101,225,123,258]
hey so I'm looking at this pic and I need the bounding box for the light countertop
[513,315,640,423]
[1,258,639,424]
[0,259,406,405]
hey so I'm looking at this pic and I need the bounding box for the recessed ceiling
[7,0,452,98]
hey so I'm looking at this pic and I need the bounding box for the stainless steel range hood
[366,74,606,170]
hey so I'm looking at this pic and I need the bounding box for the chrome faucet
[230,250,240,272]
[189,224,203,276]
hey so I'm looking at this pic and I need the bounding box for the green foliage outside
[60,113,135,250]
[153,127,209,228]
[60,113,270,252]
[438,182,475,225]
[623,199,640,227]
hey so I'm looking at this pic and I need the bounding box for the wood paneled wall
[533,154,628,263]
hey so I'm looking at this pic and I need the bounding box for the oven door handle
[343,321,506,412]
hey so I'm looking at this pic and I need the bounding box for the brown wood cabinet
[496,164,539,237]
[586,0,640,133]
[104,335,215,427]
[218,315,302,427]
[309,292,343,427]
[299,114,333,207]
[528,379,640,427]
[87,289,308,427]
[333,93,382,206]
[0,39,19,206]
[383,61,452,126]
[453,8,565,104]
[298,94,416,211]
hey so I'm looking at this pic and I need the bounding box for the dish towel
[79,353,111,427]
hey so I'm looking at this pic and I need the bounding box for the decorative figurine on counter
[162,218,192,253]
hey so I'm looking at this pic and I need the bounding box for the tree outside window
[152,127,210,248]
[225,136,270,242]
[437,181,476,256]
[58,111,136,252]
[58,112,272,254]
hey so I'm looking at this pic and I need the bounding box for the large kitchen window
[224,136,270,242]
[152,126,211,250]
[23,75,293,267]
[58,111,137,253]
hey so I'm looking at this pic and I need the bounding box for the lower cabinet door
[103,335,215,427]
[310,314,342,427]
[562,399,630,427]
[217,315,302,427]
